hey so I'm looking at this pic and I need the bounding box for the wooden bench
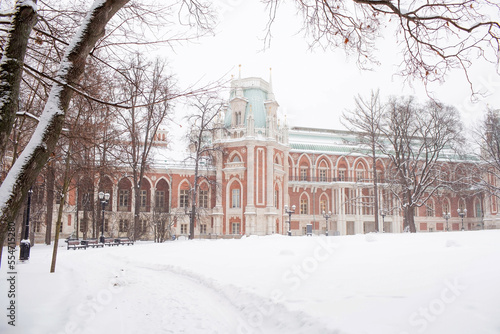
[81,239,104,248]
[103,237,119,246]
[114,237,134,246]
[65,239,87,250]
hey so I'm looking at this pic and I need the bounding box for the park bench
[114,237,134,246]
[81,239,104,248]
[103,237,119,246]
[65,239,87,250]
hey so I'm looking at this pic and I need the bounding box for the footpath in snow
[1,230,500,334]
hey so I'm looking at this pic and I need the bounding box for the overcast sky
[169,1,499,132]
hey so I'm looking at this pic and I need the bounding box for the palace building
[26,74,500,242]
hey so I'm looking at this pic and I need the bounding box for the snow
[1,231,500,334]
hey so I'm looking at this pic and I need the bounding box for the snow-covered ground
[1,230,500,334]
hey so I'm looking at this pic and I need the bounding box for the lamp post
[457,208,467,231]
[322,210,332,236]
[443,212,451,231]
[98,192,110,243]
[19,188,33,261]
[284,204,296,236]
[380,209,386,233]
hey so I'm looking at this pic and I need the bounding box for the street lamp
[443,212,451,231]
[380,209,386,233]
[19,188,33,261]
[322,210,332,236]
[98,192,110,243]
[284,204,296,236]
[457,208,467,231]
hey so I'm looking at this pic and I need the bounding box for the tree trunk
[404,205,416,233]
[45,164,55,244]
[0,0,38,267]
[50,150,71,273]
[0,0,129,268]
[0,1,38,159]
[372,142,379,232]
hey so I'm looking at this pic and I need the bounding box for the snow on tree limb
[0,0,129,261]
[0,0,38,161]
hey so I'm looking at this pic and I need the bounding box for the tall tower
[215,69,289,236]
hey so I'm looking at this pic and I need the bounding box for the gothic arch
[226,178,244,209]
[117,177,133,212]
[228,151,243,163]
[154,178,170,212]
[299,191,311,215]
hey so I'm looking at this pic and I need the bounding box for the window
[155,191,165,208]
[119,190,129,208]
[319,168,327,182]
[475,200,482,218]
[356,170,364,181]
[140,190,147,208]
[338,169,345,181]
[180,189,189,208]
[274,189,279,208]
[181,224,188,234]
[443,201,450,214]
[119,219,129,232]
[232,155,241,162]
[232,189,241,208]
[232,222,240,234]
[426,202,434,217]
[200,224,207,234]
[300,167,308,181]
[320,198,327,214]
[200,190,209,208]
[300,198,308,215]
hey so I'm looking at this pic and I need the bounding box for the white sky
[169,1,500,133]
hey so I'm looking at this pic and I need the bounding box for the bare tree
[151,206,173,243]
[0,0,129,267]
[0,0,217,267]
[115,55,174,240]
[378,96,464,232]
[342,90,384,231]
[184,95,225,239]
[473,108,500,200]
[264,0,500,88]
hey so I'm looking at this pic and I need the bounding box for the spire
[235,64,244,98]
[268,67,275,101]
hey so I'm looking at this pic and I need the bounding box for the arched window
[300,196,308,214]
[179,182,190,208]
[155,179,170,212]
[320,196,328,213]
[318,160,328,182]
[426,199,435,217]
[356,162,366,181]
[232,189,241,208]
[118,178,132,212]
[139,178,151,212]
[232,154,241,162]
